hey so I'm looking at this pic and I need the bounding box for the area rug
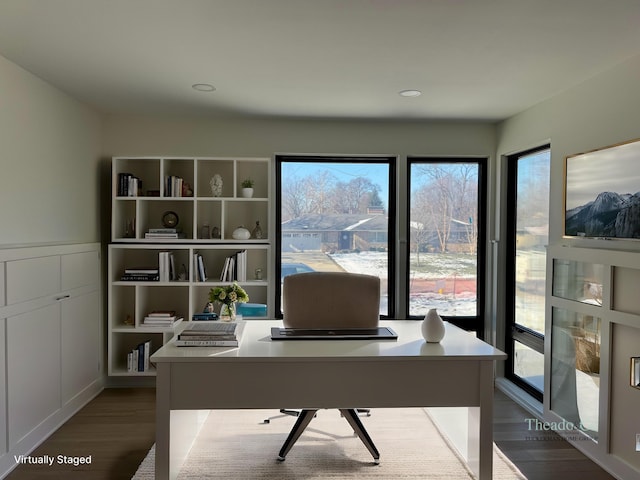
[132,408,526,479]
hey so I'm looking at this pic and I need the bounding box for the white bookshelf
[108,157,272,377]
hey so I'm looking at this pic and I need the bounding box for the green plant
[241,178,254,188]
[209,282,249,307]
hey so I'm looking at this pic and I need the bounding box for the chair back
[283,271,380,329]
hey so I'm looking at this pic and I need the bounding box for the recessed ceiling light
[192,83,216,92]
[399,89,422,97]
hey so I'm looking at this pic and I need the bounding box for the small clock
[161,210,179,228]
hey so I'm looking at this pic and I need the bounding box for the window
[407,158,487,335]
[276,155,395,317]
[505,145,550,400]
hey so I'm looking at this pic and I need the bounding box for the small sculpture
[251,221,263,239]
[210,174,223,197]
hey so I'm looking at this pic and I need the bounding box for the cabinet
[108,157,272,377]
[545,245,640,479]
[0,243,102,478]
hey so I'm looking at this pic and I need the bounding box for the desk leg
[155,363,171,480]
[155,363,210,480]
[468,360,495,480]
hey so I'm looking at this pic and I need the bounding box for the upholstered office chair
[276,271,381,463]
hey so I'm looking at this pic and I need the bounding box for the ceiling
[1,0,640,122]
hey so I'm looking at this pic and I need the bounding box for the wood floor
[4,388,616,480]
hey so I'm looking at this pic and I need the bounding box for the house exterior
[282,213,389,252]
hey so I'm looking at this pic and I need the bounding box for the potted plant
[241,178,254,198]
[209,282,249,321]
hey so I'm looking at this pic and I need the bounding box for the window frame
[406,156,488,337]
[275,154,396,319]
[504,144,551,402]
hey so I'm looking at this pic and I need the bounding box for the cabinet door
[0,262,5,307]
[61,291,100,404]
[61,250,99,291]
[6,256,60,305]
[0,317,6,455]
[7,304,61,447]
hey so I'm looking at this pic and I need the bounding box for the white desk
[151,320,506,480]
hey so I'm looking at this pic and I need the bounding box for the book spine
[144,340,151,371]
[175,339,239,347]
[177,335,236,341]
[137,343,145,372]
[120,274,159,281]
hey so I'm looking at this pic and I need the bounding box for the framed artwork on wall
[564,138,640,239]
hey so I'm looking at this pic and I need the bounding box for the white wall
[497,53,640,247]
[0,55,102,246]
[102,114,495,158]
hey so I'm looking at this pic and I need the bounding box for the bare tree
[412,164,478,253]
[333,177,381,214]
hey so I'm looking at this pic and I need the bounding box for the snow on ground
[329,251,477,316]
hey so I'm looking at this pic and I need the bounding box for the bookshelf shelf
[108,156,273,378]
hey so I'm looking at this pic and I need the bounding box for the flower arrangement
[209,282,249,317]
[241,178,254,188]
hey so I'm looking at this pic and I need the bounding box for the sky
[565,141,640,210]
[281,161,390,207]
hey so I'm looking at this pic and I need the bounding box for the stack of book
[175,321,243,347]
[164,175,184,197]
[145,228,185,239]
[117,172,142,197]
[127,340,151,372]
[141,311,183,327]
[193,252,207,281]
[220,250,247,281]
[121,267,159,281]
[158,251,176,281]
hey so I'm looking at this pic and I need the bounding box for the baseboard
[0,381,104,479]
[495,377,543,419]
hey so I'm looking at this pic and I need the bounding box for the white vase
[421,308,445,343]
[241,187,254,198]
[232,226,251,240]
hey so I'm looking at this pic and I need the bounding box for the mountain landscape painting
[565,139,640,239]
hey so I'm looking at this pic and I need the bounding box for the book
[148,227,180,233]
[197,254,207,281]
[125,267,159,274]
[147,310,176,317]
[158,251,176,281]
[120,273,159,281]
[145,232,186,238]
[142,317,183,327]
[178,321,239,336]
[192,312,219,321]
[175,321,244,347]
[127,340,152,372]
[175,334,236,341]
[174,339,239,347]
[193,253,208,281]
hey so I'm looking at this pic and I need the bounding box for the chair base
[277,408,380,463]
